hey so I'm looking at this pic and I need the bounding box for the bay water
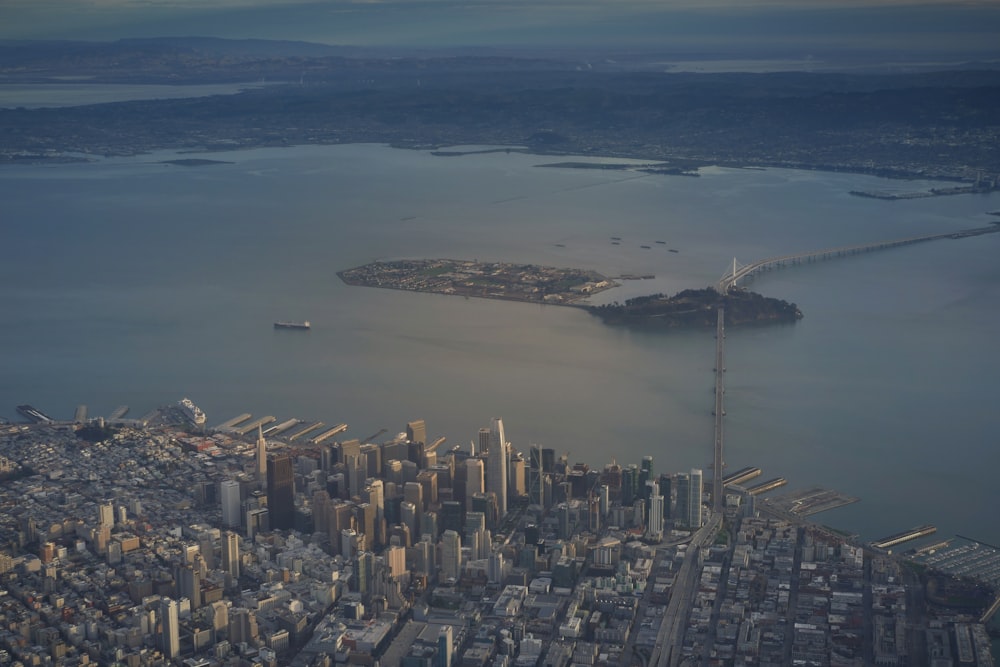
[1,143,997,546]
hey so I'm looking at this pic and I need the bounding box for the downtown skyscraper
[486,417,508,517]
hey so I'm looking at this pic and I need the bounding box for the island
[338,259,617,304]
[339,260,802,328]
[587,287,803,328]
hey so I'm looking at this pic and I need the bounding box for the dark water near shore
[1,143,998,545]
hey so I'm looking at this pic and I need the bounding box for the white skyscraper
[647,483,664,541]
[221,480,242,528]
[486,418,508,517]
[256,425,267,489]
[160,597,180,659]
[465,458,485,509]
[441,529,462,581]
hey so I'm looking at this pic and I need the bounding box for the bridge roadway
[712,308,725,514]
[718,224,1000,293]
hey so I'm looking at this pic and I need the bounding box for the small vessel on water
[274,321,311,330]
[178,397,206,425]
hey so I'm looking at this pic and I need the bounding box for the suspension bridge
[717,225,1000,294]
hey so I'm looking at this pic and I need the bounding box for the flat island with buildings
[338,260,617,305]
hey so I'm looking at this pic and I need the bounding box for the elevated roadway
[712,308,725,513]
[718,224,1000,293]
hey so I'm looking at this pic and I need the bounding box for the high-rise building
[346,453,368,500]
[486,418,508,517]
[640,456,654,498]
[440,529,462,582]
[406,419,426,445]
[178,565,201,610]
[222,531,241,580]
[266,456,295,531]
[221,479,242,528]
[256,425,268,489]
[465,458,485,510]
[647,483,664,541]
[98,501,115,528]
[437,625,453,667]
[160,597,180,659]
[675,469,703,529]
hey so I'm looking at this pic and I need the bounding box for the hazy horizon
[3,0,1000,65]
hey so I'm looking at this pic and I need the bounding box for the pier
[871,525,937,550]
[74,405,87,423]
[746,477,787,495]
[213,413,252,432]
[718,224,1000,293]
[310,423,348,444]
[763,487,860,516]
[108,405,129,421]
[16,405,53,424]
[234,416,275,436]
[288,422,325,441]
[723,466,762,487]
[264,419,301,437]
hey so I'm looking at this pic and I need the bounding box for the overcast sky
[2,0,999,59]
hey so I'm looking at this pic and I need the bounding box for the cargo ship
[178,398,206,426]
[274,321,311,330]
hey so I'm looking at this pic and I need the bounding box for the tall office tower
[406,419,426,445]
[404,481,424,514]
[689,468,703,526]
[440,501,463,535]
[246,507,269,540]
[598,485,610,517]
[385,459,404,486]
[465,512,488,559]
[313,491,331,539]
[622,464,640,505]
[363,479,385,548]
[465,458,485,510]
[346,453,368,500]
[487,551,504,585]
[98,501,115,527]
[675,469,703,529]
[416,470,438,507]
[401,501,418,540]
[486,418,508,517]
[355,502,376,546]
[222,531,241,579]
[386,544,407,578]
[647,484,664,541]
[356,551,374,596]
[266,456,295,530]
[437,625,453,667]
[541,448,556,474]
[178,565,201,610]
[640,456,654,497]
[360,443,381,478]
[160,597,180,660]
[421,511,439,541]
[440,529,462,581]
[657,474,673,519]
[229,607,259,645]
[221,480,242,528]
[415,536,434,577]
[341,528,361,560]
[339,439,362,465]
[198,532,216,570]
[510,454,526,498]
[256,425,267,489]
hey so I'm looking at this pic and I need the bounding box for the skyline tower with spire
[256,424,267,489]
[486,417,508,517]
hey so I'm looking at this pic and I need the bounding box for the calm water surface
[1,143,997,545]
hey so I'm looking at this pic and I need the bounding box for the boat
[178,398,206,425]
[274,321,311,330]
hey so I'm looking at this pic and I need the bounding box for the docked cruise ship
[178,397,206,426]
